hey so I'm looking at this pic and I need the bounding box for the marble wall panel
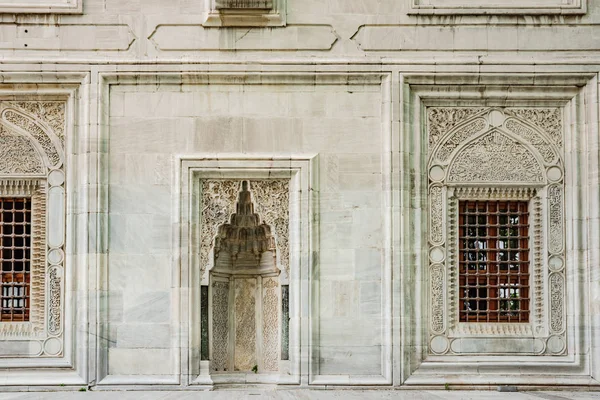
[107,81,386,379]
[108,349,173,375]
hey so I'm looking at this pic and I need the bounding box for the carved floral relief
[200,179,290,279]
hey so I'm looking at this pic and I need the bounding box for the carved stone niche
[203,0,285,26]
[208,181,282,374]
[427,107,566,356]
[182,156,314,386]
[197,179,290,379]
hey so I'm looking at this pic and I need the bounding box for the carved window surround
[177,155,316,386]
[0,100,67,360]
[400,74,599,386]
[203,0,286,27]
[445,187,543,338]
[0,0,81,14]
[408,0,585,15]
[428,107,565,356]
[0,180,44,332]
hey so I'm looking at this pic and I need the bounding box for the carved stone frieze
[429,185,444,245]
[445,197,458,330]
[447,131,545,183]
[47,267,62,337]
[201,180,240,279]
[2,110,61,167]
[249,180,290,277]
[262,278,279,372]
[532,196,545,334]
[211,280,230,372]
[549,273,565,334]
[504,119,558,164]
[234,278,257,372]
[0,127,45,175]
[507,108,562,148]
[451,187,537,200]
[8,102,66,145]
[548,185,564,254]
[427,107,485,147]
[434,118,487,163]
[30,190,47,334]
[215,0,273,9]
[430,264,445,334]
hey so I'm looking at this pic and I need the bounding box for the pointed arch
[0,108,64,170]
[447,130,546,184]
[430,108,561,168]
[0,125,45,176]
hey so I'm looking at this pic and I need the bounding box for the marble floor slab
[0,391,599,400]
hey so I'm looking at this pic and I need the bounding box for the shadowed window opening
[1,197,31,322]
[458,200,530,323]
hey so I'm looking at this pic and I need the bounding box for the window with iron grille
[0,198,32,322]
[458,200,530,323]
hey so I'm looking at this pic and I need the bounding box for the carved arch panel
[427,107,566,356]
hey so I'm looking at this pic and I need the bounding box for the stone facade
[0,0,599,391]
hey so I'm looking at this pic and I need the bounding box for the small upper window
[458,200,530,323]
[0,197,31,322]
[0,0,81,14]
[203,0,286,27]
[409,0,585,14]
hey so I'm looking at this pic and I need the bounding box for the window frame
[0,197,33,322]
[0,0,82,14]
[0,179,46,335]
[457,199,531,324]
[446,187,542,338]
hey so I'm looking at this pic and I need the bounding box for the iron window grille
[458,200,530,323]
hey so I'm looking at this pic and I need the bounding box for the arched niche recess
[206,180,285,374]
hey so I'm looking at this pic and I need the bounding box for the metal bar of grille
[458,200,530,323]
[0,197,32,322]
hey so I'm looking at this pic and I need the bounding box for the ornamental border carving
[427,107,566,356]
